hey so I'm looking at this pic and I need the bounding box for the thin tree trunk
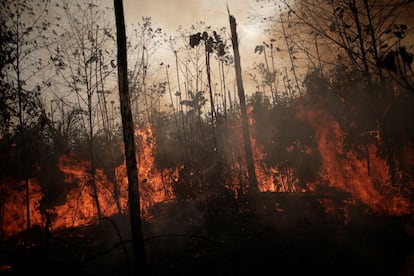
[99,51,121,214]
[220,61,227,119]
[113,0,148,274]
[228,11,258,195]
[262,46,277,104]
[166,65,181,142]
[174,51,189,162]
[351,0,371,86]
[363,0,383,86]
[205,49,218,153]
[88,93,102,220]
[314,34,325,81]
[283,67,291,98]
[280,14,302,97]
[81,20,102,220]
[269,43,278,105]
[15,4,30,230]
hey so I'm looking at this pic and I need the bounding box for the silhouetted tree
[1,0,52,230]
[49,0,119,219]
[189,28,230,155]
[127,17,166,124]
[228,11,259,195]
[114,0,148,274]
[273,0,414,88]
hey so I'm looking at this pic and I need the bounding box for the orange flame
[2,106,412,238]
[1,178,44,238]
[1,124,178,238]
[53,151,121,229]
[226,108,304,193]
[305,108,414,216]
[115,124,176,219]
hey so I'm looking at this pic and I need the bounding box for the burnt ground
[1,192,414,276]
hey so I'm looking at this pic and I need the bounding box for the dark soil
[1,193,413,276]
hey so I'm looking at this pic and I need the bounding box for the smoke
[38,157,67,209]
[146,200,205,237]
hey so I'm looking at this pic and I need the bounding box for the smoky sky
[123,0,257,29]
[123,0,268,59]
[122,0,272,92]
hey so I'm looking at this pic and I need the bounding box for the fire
[1,105,412,239]
[115,124,176,219]
[1,123,178,238]
[306,107,414,216]
[53,151,121,229]
[250,131,301,193]
[1,178,43,239]
[223,108,304,193]
[249,107,302,192]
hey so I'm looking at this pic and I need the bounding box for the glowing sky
[123,0,270,65]
[120,0,275,96]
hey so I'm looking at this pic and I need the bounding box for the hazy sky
[123,0,263,33]
[123,0,270,63]
[120,0,275,95]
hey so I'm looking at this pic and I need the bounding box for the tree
[170,22,210,167]
[255,0,414,187]
[274,0,414,88]
[127,17,166,124]
[113,0,148,274]
[1,0,52,230]
[253,40,279,104]
[0,15,15,134]
[49,0,119,220]
[189,28,231,155]
[228,10,259,195]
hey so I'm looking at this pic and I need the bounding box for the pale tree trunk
[113,0,148,274]
[228,11,259,195]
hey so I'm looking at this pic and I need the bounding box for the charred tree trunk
[228,11,259,195]
[363,0,383,86]
[15,7,30,230]
[205,48,218,154]
[88,94,102,220]
[350,0,371,86]
[113,0,148,274]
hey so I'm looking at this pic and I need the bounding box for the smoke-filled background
[1,0,414,275]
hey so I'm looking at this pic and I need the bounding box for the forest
[1,0,414,275]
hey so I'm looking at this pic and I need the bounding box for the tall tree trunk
[166,64,182,149]
[262,46,277,103]
[113,0,148,274]
[205,48,218,153]
[15,5,30,231]
[350,0,371,86]
[228,11,258,195]
[280,14,302,97]
[173,51,190,162]
[363,0,383,86]
[88,94,102,220]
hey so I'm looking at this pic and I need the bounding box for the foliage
[0,16,15,132]
[0,0,51,134]
[127,17,167,123]
[189,30,232,64]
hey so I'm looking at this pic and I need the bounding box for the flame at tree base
[0,124,177,239]
[1,111,413,239]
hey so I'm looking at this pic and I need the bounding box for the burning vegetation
[2,80,414,274]
[1,0,414,275]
